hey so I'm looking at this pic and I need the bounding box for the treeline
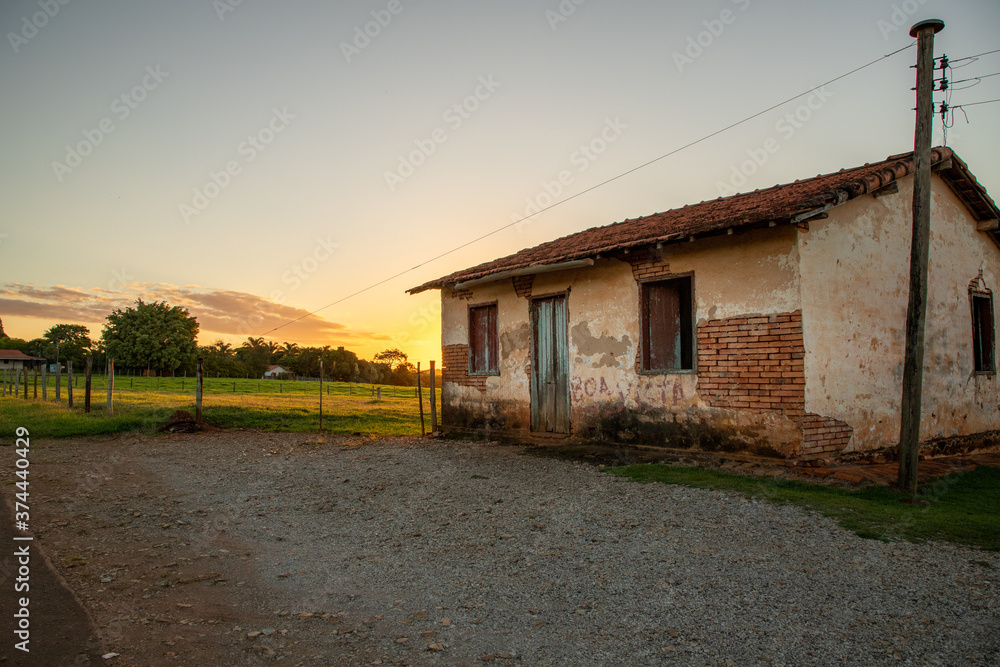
[0,302,423,386]
[199,339,418,386]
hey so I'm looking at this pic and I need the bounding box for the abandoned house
[408,147,1000,459]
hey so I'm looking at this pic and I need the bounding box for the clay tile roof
[408,147,999,294]
[0,350,45,361]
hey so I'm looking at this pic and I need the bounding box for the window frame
[467,302,500,376]
[970,289,996,374]
[639,273,696,375]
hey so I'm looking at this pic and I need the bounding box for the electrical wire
[256,43,917,339]
[950,48,1000,63]
[950,71,1000,85]
[953,98,1000,108]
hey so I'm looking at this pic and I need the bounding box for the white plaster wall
[441,226,802,431]
[799,175,1000,450]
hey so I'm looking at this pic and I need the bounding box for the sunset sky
[3,0,999,364]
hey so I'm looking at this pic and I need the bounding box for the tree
[236,337,272,378]
[102,299,199,375]
[0,316,7,339]
[0,337,28,353]
[373,348,408,372]
[44,323,92,369]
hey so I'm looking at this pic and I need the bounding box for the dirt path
[0,495,105,666]
[2,433,997,666]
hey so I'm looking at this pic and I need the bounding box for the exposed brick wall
[442,344,486,392]
[626,246,673,281]
[512,275,534,299]
[801,413,854,457]
[450,287,474,300]
[697,311,805,417]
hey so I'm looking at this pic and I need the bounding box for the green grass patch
[0,377,439,439]
[604,463,1000,551]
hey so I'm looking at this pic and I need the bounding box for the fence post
[417,362,425,436]
[430,360,436,434]
[67,361,74,408]
[41,364,47,401]
[2,369,6,396]
[196,357,204,421]
[319,360,323,431]
[23,365,29,400]
[55,360,61,401]
[106,358,114,416]
[33,367,37,400]
[84,354,92,413]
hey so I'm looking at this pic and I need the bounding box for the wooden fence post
[41,364,47,401]
[33,367,37,400]
[55,361,61,401]
[106,358,114,416]
[417,362,425,436]
[84,355,92,413]
[429,360,437,434]
[319,360,324,431]
[23,366,29,400]
[67,361,74,408]
[196,357,204,421]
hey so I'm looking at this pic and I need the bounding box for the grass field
[0,375,440,439]
[604,463,1000,551]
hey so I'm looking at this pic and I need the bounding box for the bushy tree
[198,340,246,378]
[0,337,28,352]
[373,348,407,372]
[43,323,92,369]
[236,337,273,378]
[102,299,199,375]
[0,316,7,339]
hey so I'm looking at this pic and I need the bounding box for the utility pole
[898,18,944,494]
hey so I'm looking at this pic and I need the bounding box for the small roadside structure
[408,148,1000,459]
[264,365,293,379]
[0,349,47,372]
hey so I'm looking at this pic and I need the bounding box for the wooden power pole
[898,18,945,494]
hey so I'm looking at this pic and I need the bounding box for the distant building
[264,365,293,379]
[0,350,47,372]
[409,148,1000,460]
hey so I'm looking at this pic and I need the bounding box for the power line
[954,98,1000,108]
[257,43,916,339]
[949,48,1000,63]
[950,71,1000,85]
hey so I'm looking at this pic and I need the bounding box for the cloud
[0,282,384,347]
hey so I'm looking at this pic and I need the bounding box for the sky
[2,0,999,365]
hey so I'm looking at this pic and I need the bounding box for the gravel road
[15,432,1000,665]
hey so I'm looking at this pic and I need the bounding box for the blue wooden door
[531,295,569,434]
